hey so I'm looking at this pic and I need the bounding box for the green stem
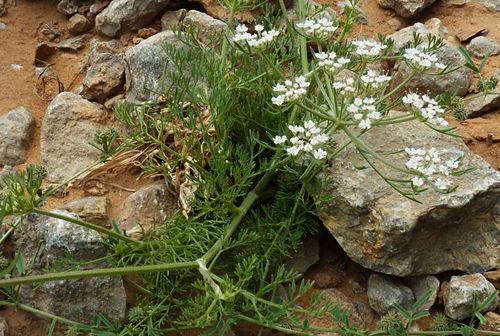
[32,208,141,246]
[297,0,309,74]
[381,71,417,102]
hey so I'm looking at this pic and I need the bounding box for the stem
[297,0,309,74]
[44,160,104,198]
[0,261,198,287]
[381,71,417,102]
[32,208,141,246]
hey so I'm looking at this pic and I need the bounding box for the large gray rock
[367,274,415,314]
[95,0,171,37]
[125,31,185,103]
[464,70,500,118]
[14,210,126,323]
[81,39,125,103]
[0,107,35,166]
[444,274,499,320]
[378,0,437,17]
[406,275,440,311]
[314,118,500,276]
[119,181,177,236]
[467,36,500,58]
[41,92,106,183]
[388,21,447,53]
[182,10,227,43]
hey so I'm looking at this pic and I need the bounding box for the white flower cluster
[273,120,329,160]
[332,77,355,95]
[296,17,338,40]
[405,147,460,189]
[403,48,446,70]
[352,40,387,57]
[402,93,448,127]
[233,24,279,50]
[314,52,350,72]
[271,76,310,106]
[360,70,391,89]
[347,97,382,130]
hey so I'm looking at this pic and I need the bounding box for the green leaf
[392,303,411,319]
[412,289,433,311]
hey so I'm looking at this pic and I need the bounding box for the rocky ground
[0,0,499,335]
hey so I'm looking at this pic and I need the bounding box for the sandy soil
[0,0,498,334]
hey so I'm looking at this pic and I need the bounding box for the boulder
[467,36,500,58]
[81,39,125,103]
[314,118,500,276]
[378,0,437,17]
[367,274,415,314]
[95,0,171,37]
[59,196,110,224]
[14,210,126,323]
[41,92,106,183]
[444,274,498,320]
[124,31,185,103]
[119,181,177,236]
[183,10,227,43]
[0,107,35,166]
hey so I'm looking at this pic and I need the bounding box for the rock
[406,275,440,311]
[354,301,377,325]
[464,70,500,118]
[390,23,471,96]
[285,235,320,274]
[59,196,110,224]
[484,269,500,289]
[315,288,365,328]
[367,274,415,314]
[161,9,186,31]
[90,0,110,14]
[41,92,106,183]
[444,274,499,320]
[466,36,500,57]
[68,13,91,34]
[469,0,500,11]
[119,181,177,236]
[425,17,448,38]
[95,0,171,37]
[378,0,437,17]
[81,39,125,103]
[0,107,35,166]
[481,312,500,332]
[0,0,5,17]
[14,210,126,323]
[57,34,88,51]
[57,0,92,15]
[124,31,185,103]
[314,118,500,276]
[0,22,6,31]
[0,316,6,336]
[387,17,405,30]
[183,10,227,43]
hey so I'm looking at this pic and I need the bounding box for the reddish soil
[0,0,498,335]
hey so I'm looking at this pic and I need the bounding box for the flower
[402,92,448,127]
[272,76,310,106]
[403,47,446,70]
[296,17,338,40]
[273,120,329,160]
[332,77,355,95]
[405,147,461,190]
[346,97,382,130]
[352,40,387,57]
[314,52,350,72]
[233,24,280,51]
[360,69,391,89]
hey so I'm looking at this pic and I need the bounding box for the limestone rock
[464,70,500,118]
[183,10,227,43]
[0,22,6,31]
[368,274,415,314]
[41,92,106,183]
[161,9,186,31]
[314,118,500,276]
[406,275,440,311]
[81,39,125,103]
[378,0,437,17]
[95,0,171,37]
[57,34,88,51]
[14,210,126,323]
[466,36,500,58]
[59,196,110,224]
[119,181,177,236]
[444,274,499,320]
[0,107,35,166]
[68,13,91,34]
[285,234,320,274]
[484,269,500,289]
[124,31,185,103]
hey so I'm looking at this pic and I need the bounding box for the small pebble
[0,22,6,31]
[11,64,22,71]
